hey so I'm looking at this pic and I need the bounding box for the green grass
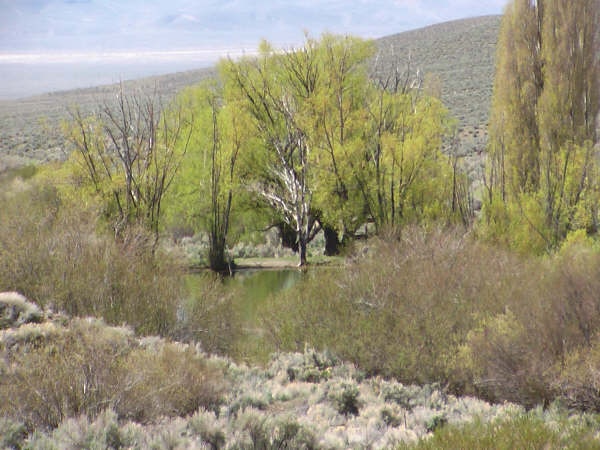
[399,412,600,450]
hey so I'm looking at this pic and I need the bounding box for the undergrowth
[257,226,600,410]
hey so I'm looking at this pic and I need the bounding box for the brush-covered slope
[376,16,500,148]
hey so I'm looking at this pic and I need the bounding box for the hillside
[0,68,215,171]
[0,15,501,172]
[376,15,499,147]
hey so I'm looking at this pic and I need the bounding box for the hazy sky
[0,0,508,57]
[0,0,508,98]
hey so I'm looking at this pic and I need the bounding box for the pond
[223,268,304,322]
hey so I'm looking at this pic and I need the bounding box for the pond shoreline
[188,256,345,273]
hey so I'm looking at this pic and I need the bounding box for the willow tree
[484,0,600,251]
[222,40,323,266]
[221,34,466,262]
[64,83,192,246]
[165,81,248,271]
[361,54,459,232]
[308,35,376,249]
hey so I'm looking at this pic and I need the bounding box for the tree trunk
[298,236,308,267]
[278,222,299,252]
[323,224,341,256]
[209,234,228,273]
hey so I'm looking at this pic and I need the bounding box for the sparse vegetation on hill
[0,67,213,171]
[376,15,499,130]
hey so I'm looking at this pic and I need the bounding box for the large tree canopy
[162,34,465,267]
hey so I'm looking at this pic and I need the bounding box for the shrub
[398,413,600,450]
[458,240,600,408]
[260,226,522,386]
[258,226,600,410]
[329,382,361,417]
[235,410,317,450]
[174,273,243,356]
[188,409,227,450]
[0,177,183,336]
[284,349,338,383]
[0,292,43,329]
[117,342,227,422]
[44,410,129,450]
[458,310,555,408]
[0,318,227,430]
[0,318,134,429]
[555,337,600,412]
[0,417,27,450]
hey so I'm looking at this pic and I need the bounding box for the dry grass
[0,174,183,336]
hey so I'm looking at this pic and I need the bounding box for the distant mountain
[0,1,503,52]
[376,15,499,131]
[0,15,501,172]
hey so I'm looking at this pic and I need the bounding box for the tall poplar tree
[484,0,600,251]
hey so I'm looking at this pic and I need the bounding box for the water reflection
[224,269,303,320]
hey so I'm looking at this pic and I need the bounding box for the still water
[224,269,303,321]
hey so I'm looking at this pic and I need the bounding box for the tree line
[482,0,599,253]
[167,35,469,269]
[62,0,599,269]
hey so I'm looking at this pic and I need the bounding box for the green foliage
[165,80,252,270]
[0,417,27,450]
[399,413,600,450]
[484,0,600,250]
[308,35,377,238]
[478,190,552,254]
[61,84,192,241]
[363,86,461,230]
[329,382,361,417]
[167,33,469,266]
